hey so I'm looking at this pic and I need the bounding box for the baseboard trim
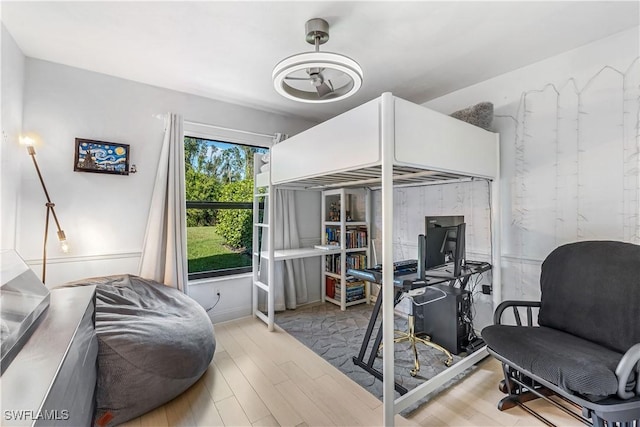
[501,254,544,265]
[209,306,252,324]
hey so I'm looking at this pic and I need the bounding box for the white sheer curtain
[139,113,188,292]
[260,189,308,311]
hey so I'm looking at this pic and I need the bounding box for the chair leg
[499,378,517,393]
[409,315,421,376]
[497,363,550,410]
[413,334,453,367]
[497,389,553,411]
[381,314,453,376]
[590,413,606,427]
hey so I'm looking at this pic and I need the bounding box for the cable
[464,287,477,342]
[206,293,221,312]
[464,270,488,343]
[466,271,486,333]
[401,287,448,306]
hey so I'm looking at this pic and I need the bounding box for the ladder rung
[254,281,269,292]
[255,309,269,325]
[254,193,269,197]
[254,223,269,228]
[254,252,271,259]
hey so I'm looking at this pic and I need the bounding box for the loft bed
[252,92,501,426]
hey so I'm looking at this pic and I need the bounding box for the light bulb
[20,136,35,146]
[57,230,70,253]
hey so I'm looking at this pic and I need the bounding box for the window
[185,136,268,279]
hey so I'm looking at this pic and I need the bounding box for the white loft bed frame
[252,92,501,426]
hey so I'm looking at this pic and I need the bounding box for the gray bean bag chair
[61,274,215,426]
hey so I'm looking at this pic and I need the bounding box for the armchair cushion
[483,325,622,399]
[538,241,640,354]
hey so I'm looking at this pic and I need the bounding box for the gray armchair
[482,241,640,426]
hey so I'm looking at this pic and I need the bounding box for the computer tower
[413,284,471,355]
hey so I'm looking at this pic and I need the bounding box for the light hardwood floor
[121,316,584,427]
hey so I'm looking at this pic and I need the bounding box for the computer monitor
[424,216,466,277]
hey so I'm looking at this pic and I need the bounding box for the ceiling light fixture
[272,18,363,103]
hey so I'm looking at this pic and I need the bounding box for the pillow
[450,102,493,130]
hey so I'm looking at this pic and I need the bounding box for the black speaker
[413,284,471,355]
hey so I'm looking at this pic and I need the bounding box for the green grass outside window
[187,226,251,273]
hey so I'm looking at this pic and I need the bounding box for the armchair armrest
[494,300,541,326]
[615,343,640,399]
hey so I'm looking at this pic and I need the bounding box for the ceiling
[2,1,638,122]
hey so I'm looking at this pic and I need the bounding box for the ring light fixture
[272,18,363,103]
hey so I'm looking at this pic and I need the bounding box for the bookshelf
[321,188,371,310]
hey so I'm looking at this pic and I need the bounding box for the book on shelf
[337,288,365,297]
[325,227,340,245]
[325,253,341,275]
[325,226,368,249]
[335,290,365,302]
[346,254,367,270]
[325,276,337,299]
[326,254,368,275]
[345,227,368,249]
[342,282,364,289]
[334,295,365,303]
[335,287,364,295]
[336,282,364,296]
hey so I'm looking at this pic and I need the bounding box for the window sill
[188,272,253,286]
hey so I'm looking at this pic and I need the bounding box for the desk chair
[378,287,453,377]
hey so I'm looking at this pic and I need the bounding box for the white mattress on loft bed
[267,95,498,189]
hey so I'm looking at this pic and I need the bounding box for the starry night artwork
[74,138,130,175]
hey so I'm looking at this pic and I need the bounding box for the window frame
[184,122,273,281]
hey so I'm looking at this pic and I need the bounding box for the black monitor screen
[424,216,466,277]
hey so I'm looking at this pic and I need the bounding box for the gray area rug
[276,302,471,414]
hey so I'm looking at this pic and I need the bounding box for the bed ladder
[252,153,275,331]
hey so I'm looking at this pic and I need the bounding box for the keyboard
[393,259,418,269]
[393,259,418,273]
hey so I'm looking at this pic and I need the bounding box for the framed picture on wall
[74,138,130,175]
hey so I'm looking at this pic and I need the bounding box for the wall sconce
[20,136,69,283]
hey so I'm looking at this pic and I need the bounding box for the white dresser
[1,285,97,426]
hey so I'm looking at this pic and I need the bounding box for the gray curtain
[260,189,308,310]
[138,113,187,292]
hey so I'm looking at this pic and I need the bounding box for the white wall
[1,23,25,250]
[15,57,317,321]
[189,273,254,324]
[409,26,638,327]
